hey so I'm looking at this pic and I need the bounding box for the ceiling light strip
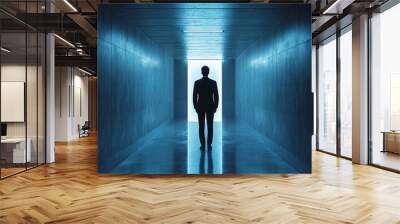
[78,67,93,76]
[1,47,11,53]
[323,0,344,14]
[54,34,75,48]
[183,30,224,33]
[63,0,78,12]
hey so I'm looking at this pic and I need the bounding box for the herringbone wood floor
[1,135,400,224]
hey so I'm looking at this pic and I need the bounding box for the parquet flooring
[1,135,400,223]
[1,167,26,178]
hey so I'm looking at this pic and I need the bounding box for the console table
[382,131,400,154]
[1,138,31,164]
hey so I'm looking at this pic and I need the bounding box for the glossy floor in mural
[111,120,298,174]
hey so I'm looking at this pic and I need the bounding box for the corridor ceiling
[101,3,304,59]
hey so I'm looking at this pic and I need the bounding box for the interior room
[97,3,313,174]
[1,0,400,223]
[0,10,46,178]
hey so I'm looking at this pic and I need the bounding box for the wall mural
[98,3,312,174]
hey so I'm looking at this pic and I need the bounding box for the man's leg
[198,111,206,147]
[206,112,214,147]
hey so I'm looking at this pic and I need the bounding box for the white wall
[71,73,89,138]
[1,64,46,164]
[55,67,89,141]
[55,67,69,141]
[1,65,42,137]
[312,45,317,150]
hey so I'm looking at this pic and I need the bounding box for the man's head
[201,66,209,77]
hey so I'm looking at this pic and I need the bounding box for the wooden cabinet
[382,132,400,154]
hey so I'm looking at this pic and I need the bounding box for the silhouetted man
[193,66,219,150]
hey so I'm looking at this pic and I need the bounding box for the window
[318,36,337,154]
[370,3,400,171]
[340,28,352,158]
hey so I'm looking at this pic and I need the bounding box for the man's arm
[213,82,219,112]
[193,82,199,111]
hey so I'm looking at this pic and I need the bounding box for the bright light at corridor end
[188,60,222,122]
[183,30,224,33]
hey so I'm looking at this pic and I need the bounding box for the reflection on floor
[111,120,298,174]
[373,150,400,171]
[0,167,25,178]
[0,162,44,179]
[0,162,38,178]
[340,147,352,159]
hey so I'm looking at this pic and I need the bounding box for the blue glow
[187,122,223,174]
[98,3,312,173]
[187,60,222,122]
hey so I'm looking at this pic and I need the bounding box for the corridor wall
[174,60,188,120]
[223,59,236,120]
[235,6,313,172]
[97,5,174,172]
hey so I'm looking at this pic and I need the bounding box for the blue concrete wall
[235,5,313,172]
[222,59,236,120]
[97,5,174,172]
[174,60,188,120]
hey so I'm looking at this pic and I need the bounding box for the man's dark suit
[193,77,219,147]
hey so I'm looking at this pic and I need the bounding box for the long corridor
[111,121,298,174]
